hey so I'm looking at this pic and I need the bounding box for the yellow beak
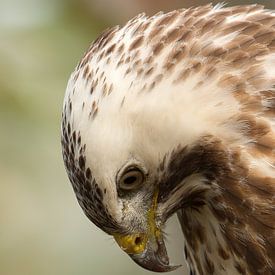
[113,233,148,254]
[112,190,180,272]
[113,189,160,254]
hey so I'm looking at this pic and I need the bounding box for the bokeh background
[1,1,275,275]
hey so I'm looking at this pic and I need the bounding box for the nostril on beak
[134,236,142,245]
[113,233,147,254]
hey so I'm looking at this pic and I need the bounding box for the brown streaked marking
[181,16,195,29]
[211,10,231,19]
[131,49,140,61]
[205,66,217,79]
[92,107,98,119]
[256,132,275,151]
[240,95,263,113]
[247,175,275,198]
[90,84,94,95]
[181,7,195,18]
[200,19,216,35]
[91,100,96,111]
[105,43,116,55]
[218,74,241,88]
[194,80,204,89]
[249,13,275,25]
[178,211,200,253]
[223,21,250,35]
[116,43,125,55]
[230,5,250,14]
[208,47,227,58]
[141,83,147,91]
[153,73,163,84]
[96,27,117,50]
[133,59,141,69]
[144,55,153,65]
[106,57,111,64]
[189,41,201,56]
[99,71,104,81]
[124,56,130,64]
[234,262,247,275]
[229,51,250,67]
[124,67,131,76]
[97,50,105,62]
[241,22,262,36]
[242,65,262,82]
[120,96,125,108]
[131,22,143,36]
[108,83,114,95]
[177,30,192,42]
[102,83,107,96]
[164,27,181,44]
[148,81,156,91]
[193,4,212,17]
[237,114,271,139]
[174,68,191,83]
[218,245,230,260]
[254,30,275,44]
[268,39,275,49]
[193,18,207,29]
[154,10,179,27]
[195,222,206,244]
[129,35,144,51]
[136,67,144,77]
[225,41,240,53]
[170,45,186,62]
[116,53,125,67]
[239,36,255,49]
[87,70,93,81]
[204,252,215,274]
[144,67,154,77]
[148,25,164,40]
[132,20,151,36]
[191,61,202,73]
[209,202,227,222]
[163,61,175,73]
[116,60,124,68]
[83,65,89,79]
[152,42,164,55]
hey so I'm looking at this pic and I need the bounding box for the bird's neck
[158,135,274,275]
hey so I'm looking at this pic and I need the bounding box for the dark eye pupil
[124,176,137,185]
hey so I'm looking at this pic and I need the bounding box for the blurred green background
[1,1,274,275]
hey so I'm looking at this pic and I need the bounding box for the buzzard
[61,4,275,275]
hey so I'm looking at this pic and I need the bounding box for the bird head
[62,4,275,275]
[61,68,222,271]
[61,88,191,272]
[61,8,238,273]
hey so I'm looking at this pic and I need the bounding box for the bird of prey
[61,3,275,275]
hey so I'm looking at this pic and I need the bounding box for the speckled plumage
[62,4,275,275]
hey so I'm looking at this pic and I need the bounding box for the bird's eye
[119,169,144,191]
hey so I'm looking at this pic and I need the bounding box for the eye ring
[119,168,144,191]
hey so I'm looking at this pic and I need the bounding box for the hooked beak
[130,233,180,272]
[113,190,181,272]
[114,231,180,272]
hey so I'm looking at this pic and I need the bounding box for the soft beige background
[1,1,275,275]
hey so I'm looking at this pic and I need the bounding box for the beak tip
[130,249,181,273]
